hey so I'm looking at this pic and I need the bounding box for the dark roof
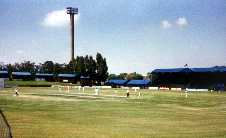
[191,68,214,72]
[12,72,31,76]
[127,80,151,85]
[80,76,90,79]
[152,68,192,73]
[106,79,128,85]
[191,66,226,72]
[152,66,226,73]
[58,74,77,78]
[0,71,8,74]
[35,73,54,77]
[223,68,226,72]
[0,71,8,78]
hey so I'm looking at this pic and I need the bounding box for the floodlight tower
[67,7,78,61]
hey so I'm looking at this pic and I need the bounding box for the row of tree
[0,53,109,84]
[0,52,152,83]
[108,72,151,80]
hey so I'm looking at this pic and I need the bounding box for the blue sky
[0,0,226,74]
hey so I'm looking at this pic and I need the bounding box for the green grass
[4,80,76,87]
[0,87,226,138]
[5,80,54,86]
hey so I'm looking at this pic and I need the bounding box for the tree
[0,64,7,71]
[20,61,35,73]
[3,52,109,84]
[75,56,86,75]
[54,63,64,74]
[108,74,119,80]
[82,55,97,78]
[67,59,76,73]
[146,72,152,80]
[96,53,108,84]
[118,73,127,79]
[126,72,143,80]
[7,64,13,81]
[84,55,90,76]
[43,61,54,74]
[14,63,21,72]
[88,56,97,79]
[34,63,43,73]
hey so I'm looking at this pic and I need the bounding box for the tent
[127,80,151,88]
[105,79,128,87]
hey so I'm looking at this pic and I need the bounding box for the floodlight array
[66,7,78,14]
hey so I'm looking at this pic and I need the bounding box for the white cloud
[176,17,188,27]
[42,9,79,27]
[161,20,172,29]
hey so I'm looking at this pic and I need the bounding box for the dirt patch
[18,95,82,102]
[16,94,119,102]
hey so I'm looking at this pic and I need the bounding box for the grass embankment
[4,80,76,87]
[5,80,53,86]
[0,87,226,138]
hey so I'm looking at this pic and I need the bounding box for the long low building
[105,79,151,88]
[105,79,129,87]
[57,73,80,83]
[35,73,54,81]
[0,71,8,78]
[12,72,32,80]
[151,66,226,90]
[127,80,151,88]
[0,72,80,83]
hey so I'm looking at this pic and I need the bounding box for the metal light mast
[66,7,78,61]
